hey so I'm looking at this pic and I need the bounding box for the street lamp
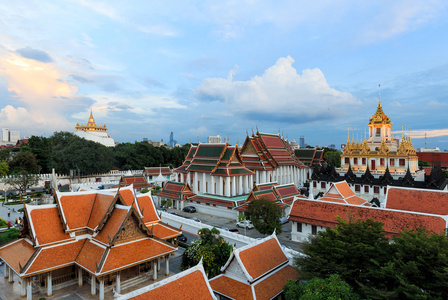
[3,188,5,204]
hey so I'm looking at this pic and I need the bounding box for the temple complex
[310,87,446,203]
[74,108,115,147]
[0,185,180,300]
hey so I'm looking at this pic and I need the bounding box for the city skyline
[1,1,448,149]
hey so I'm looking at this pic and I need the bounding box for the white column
[202,173,206,193]
[231,177,236,196]
[116,272,121,294]
[225,177,231,197]
[91,275,96,296]
[21,278,26,298]
[180,173,184,183]
[193,172,198,193]
[78,267,83,286]
[219,178,224,196]
[238,176,243,195]
[8,266,13,283]
[47,271,52,296]
[211,176,215,194]
[262,171,267,183]
[157,257,161,272]
[165,255,170,276]
[27,278,32,300]
[250,175,254,189]
[187,172,191,185]
[153,260,158,281]
[99,277,105,300]
[3,264,8,278]
[244,175,249,194]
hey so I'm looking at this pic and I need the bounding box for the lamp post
[3,188,5,204]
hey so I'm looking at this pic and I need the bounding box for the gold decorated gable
[114,214,148,245]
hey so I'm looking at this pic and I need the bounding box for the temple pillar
[116,272,121,294]
[26,278,32,300]
[225,177,231,197]
[231,177,236,196]
[243,175,249,194]
[78,267,83,286]
[8,266,13,283]
[91,275,96,296]
[4,264,8,278]
[21,277,26,298]
[99,277,105,300]
[153,260,158,281]
[47,271,52,297]
[238,176,243,195]
[219,178,224,196]
[165,255,170,276]
[211,176,215,194]
[157,257,161,272]
[187,172,191,186]
[193,172,198,194]
[202,173,206,193]
[180,173,184,183]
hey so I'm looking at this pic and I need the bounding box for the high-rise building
[1,128,20,144]
[2,128,9,142]
[207,135,222,144]
[299,136,305,148]
[169,132,177,147]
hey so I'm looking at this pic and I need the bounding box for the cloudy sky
[1,1,448,149]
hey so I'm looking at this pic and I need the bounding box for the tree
[295,217,391,297]
[0,161,9,177]
[181,227,232,278]
[283,275,360,300]
[323,148,341,167]
[9,152,41,174]
[5,171,39,201]
[247,197,283,235]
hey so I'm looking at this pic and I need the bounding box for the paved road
[168,208,300,251]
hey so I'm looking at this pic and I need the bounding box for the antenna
[425,132,427,147]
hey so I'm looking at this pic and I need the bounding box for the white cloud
[408,129,448,139]
[194,56,360,122]
[189,126,209,137]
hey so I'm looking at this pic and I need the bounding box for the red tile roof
[210,276,253,300]
[100,238,176,274]
[87,193,115,230]
[75,240,105,273]
[289,199,447,237]
[121,270,216,300]
[28,205,73,246]
[318,181,370,206]
[0,239,35,274]
[144,167,172,176]
[94,207,129,244]
[385,187,448,215]
[148,223,181,240]
[58,193,96,229]
[136,194,160,223]
[25,240,84,275]
[238,237,288,280]
[253,265,298,299]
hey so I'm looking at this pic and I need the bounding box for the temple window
[376,128,381,136]
[362,158,366,165]
[354,158,358,165]
[321,182,326,189]
[380,158,385,166]
[311,225,317,235]
[297,223,302,232]
[390,159,395,166]
[345,157,350,164]
[313,182,317,188]
[355,185,360,192]
[399,159,405,166]
[374,186,380,194]
[364,186,369,193]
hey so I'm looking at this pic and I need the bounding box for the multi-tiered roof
[240,131,304,171]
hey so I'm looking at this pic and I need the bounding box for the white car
[236,220,254,229]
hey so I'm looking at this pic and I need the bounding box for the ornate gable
[113,212,149,245]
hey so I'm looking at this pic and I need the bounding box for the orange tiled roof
[94,207,129,244]
[0,239,35,274]
[148,223,181,240]
[126,270,214,300]
[25,240,84,275]
[289,199,447,237]
[238,237,288,280]
[253,265,298,299]
[87,193,115,230]
[210,275,253,300]
[58,193,96,229]
[75,240,106,273]
[385,187,448,215]
[100,238,176,274]
[28,205,73,246]
[136,194,159,223]
[144,167,171,176]
[318,181,370,206]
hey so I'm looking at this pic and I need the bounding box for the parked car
[236,220,254,229]
[178,234,187,242]
[158,208,167,212]
[183,206,196,213]
[229,228,240,234]
[167,211,178,215]
[279,217,289,224]
[189,217,201,222]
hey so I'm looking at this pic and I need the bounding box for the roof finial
[352,127,355,144]
[347,126,350,143]
[378,84,381,108]
[364,125,367,141]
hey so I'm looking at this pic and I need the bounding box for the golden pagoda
[74,108,115,147]
[340,85,418,176]
[75,108,108,133]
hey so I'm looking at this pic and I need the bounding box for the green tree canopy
[0,161,9,177]
[9,152,41,174]
[181,227,232,278]
[247,197,283,235]
[323,148,341,167]
[5,171,39,201]
[283,275,360,300]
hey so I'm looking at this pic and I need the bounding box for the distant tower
[299,136,305,148]
[169,132,177,147]
[207,135,222,144]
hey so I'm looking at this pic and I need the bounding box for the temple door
[371,160,376,171]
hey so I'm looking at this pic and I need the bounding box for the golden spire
[364,125,367,141]
[352,127,355,144]
[347,126,350,143]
